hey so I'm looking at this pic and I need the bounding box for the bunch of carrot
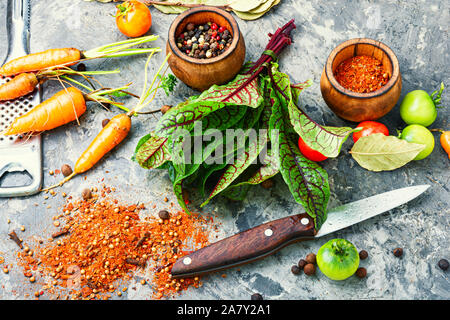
[44,52,174,190]
[0,35,160,101]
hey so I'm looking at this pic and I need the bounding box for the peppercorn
[261,179,274,189]
[77,63,87,72]
[393,248,403,257]
[161,105,172,114]
[158,210,170,220]
[291,265,301,275]
[251,293,263,300]
[61,164,73,177]
[304,263,316,276]
[298,259,307,269]
[359,250,369,260]
[81,188,92,201]
[102,119,110,128]
[306,253,316,264]
[355,267,367,278]
[438,259,449,271]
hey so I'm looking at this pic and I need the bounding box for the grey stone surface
[0,0,449,300]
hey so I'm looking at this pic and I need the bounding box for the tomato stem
[431,82,445,108]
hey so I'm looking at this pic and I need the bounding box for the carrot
[44,114,132,190]
[2,87,86,135]
[43,52,173,191]
[1,83,129,136]
[0,49,81,76]
[0,36,161,76]
[0,73,38,101]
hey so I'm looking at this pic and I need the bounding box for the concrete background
[0,0,448,300]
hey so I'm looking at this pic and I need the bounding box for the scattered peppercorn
[261,179,274,189]
[306,253,316,264]
[77,63,87,72]
[291,265,301,275]
[438,259,449,271]
[393,248,403,257]
[101,118,110,128]
[359,250,368,260]
[298,259,307,270]
[81,188,92,201]
[61,164,73,177]
[158,210,170,220]
[355,267,367,278]
[251,293,263,300]
[304,263,316,276]
[161,105,172,114]
[176,21,233,59]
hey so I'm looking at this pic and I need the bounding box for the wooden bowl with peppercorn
[320,38,402,122]
[166,6,245,91]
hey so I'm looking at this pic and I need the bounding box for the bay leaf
[350,133,425,172]
[249,0,276,14]
[229,0,265,12]
[233,0,280,20]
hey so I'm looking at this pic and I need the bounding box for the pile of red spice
[17,187,216,300]
[334,55,390,93]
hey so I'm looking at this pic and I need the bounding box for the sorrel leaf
[201,132,269,207]
[133,134,170,169]
[269,82,330,229]
[155,74,263,137]
[270,65,354,158]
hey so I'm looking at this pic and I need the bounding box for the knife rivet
[301,218,309,225]
[183,257,192,265]
[264,229,273,237]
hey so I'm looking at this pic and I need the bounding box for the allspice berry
[304,263,316,276]
[438,259,449,271]
[61,164,73,177]
[251,293,263,300]
[393,248,403,257]
[102,118,110,128]
[359,250,369,260]
[305,253,316,264]
[158,210,170,220]
[81,188,92,201]
[261,179,274,189]
[298,259,307,270]
[355,267,367,278]
[161,105,172,114]
[291,265,301,275]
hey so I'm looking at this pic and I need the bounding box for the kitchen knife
[171,185,430,278]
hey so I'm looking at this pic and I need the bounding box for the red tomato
[353,121,389,143]
[115,1,152,38]
[298,136,328,162]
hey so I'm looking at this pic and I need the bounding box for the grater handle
[4,0,31,61]
[0,0,42,197]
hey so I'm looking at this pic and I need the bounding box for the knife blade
[171,185,430,278]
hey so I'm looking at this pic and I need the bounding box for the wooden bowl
[166,6,246,92]
[320,38,402,122]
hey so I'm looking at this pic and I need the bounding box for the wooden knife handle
[171,213,315,278]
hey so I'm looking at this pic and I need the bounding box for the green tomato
[316,239,359,281]
[399,83,445,127]
[400,124,435,160]
[400,90,437,126]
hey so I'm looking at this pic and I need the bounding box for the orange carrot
[44,114,132,190]
[0,48,81,76]
[0,73,39,101]
[2,87,86,135]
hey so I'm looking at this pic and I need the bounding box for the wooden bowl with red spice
[320,38,402,122]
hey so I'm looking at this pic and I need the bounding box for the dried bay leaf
[233,0,280,20]
[229,0,265,12]
[350,133,425,172]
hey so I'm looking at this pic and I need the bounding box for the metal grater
[0,0,42,197]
